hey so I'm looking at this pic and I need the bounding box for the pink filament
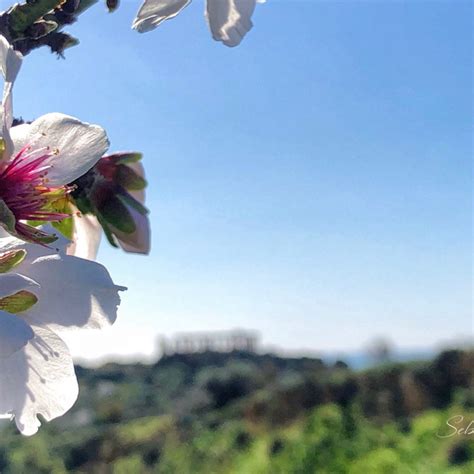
[0,146,69,241]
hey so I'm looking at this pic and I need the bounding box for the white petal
[67,211,102,261]
[1,81,14,160]
[0,231,69,261]
[0,311,34,358]
[19,254,125,333]
[0,35,22,83]
[0,35,22,161]
[132,0,191,32]
[0,323,78,435]
[0,235,21,252]
[9,113,109,186]
[0,273,39,298]
[206,0,259,47]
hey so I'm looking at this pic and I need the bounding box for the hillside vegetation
[0,349,472,473]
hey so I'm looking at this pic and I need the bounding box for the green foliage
[0,350,472,472]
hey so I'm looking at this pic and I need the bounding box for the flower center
[0,145,70,243]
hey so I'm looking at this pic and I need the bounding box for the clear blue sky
[5,0,472,361]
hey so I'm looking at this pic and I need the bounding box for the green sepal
[96,214,119,248]
[50,196,74,240]
[24,194,73,240]
[115,164,147,191]
[25,220,42,228]
[23,225,59,244]
[0,250,27,274]
[0,199,16,234]
[111,152,143,165]
[118,192,149,216]
[52,216,73,240]
[98,196,136,234]
[0,290,38,314]
[73,194,94,216]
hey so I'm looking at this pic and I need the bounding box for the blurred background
[0,0,472,472]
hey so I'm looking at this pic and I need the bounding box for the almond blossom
[0,35,109,244]
[133,0,266,47]
[0,33,126,435]
[0,233,125,435]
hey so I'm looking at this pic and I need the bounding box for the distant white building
[158,329,260,356]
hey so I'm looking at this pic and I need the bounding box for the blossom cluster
[0,0,264,435]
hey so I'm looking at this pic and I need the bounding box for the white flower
[0,234,125,435]
[0,35,110,243]
[133,0,266,47]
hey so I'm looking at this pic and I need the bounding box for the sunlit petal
[0,323,78,436]
[133,0,191,33]
[206,0,261,47]
[19,254,125,333]
[9,113,109,186]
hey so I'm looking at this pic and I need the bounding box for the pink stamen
[0,145,70,243]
